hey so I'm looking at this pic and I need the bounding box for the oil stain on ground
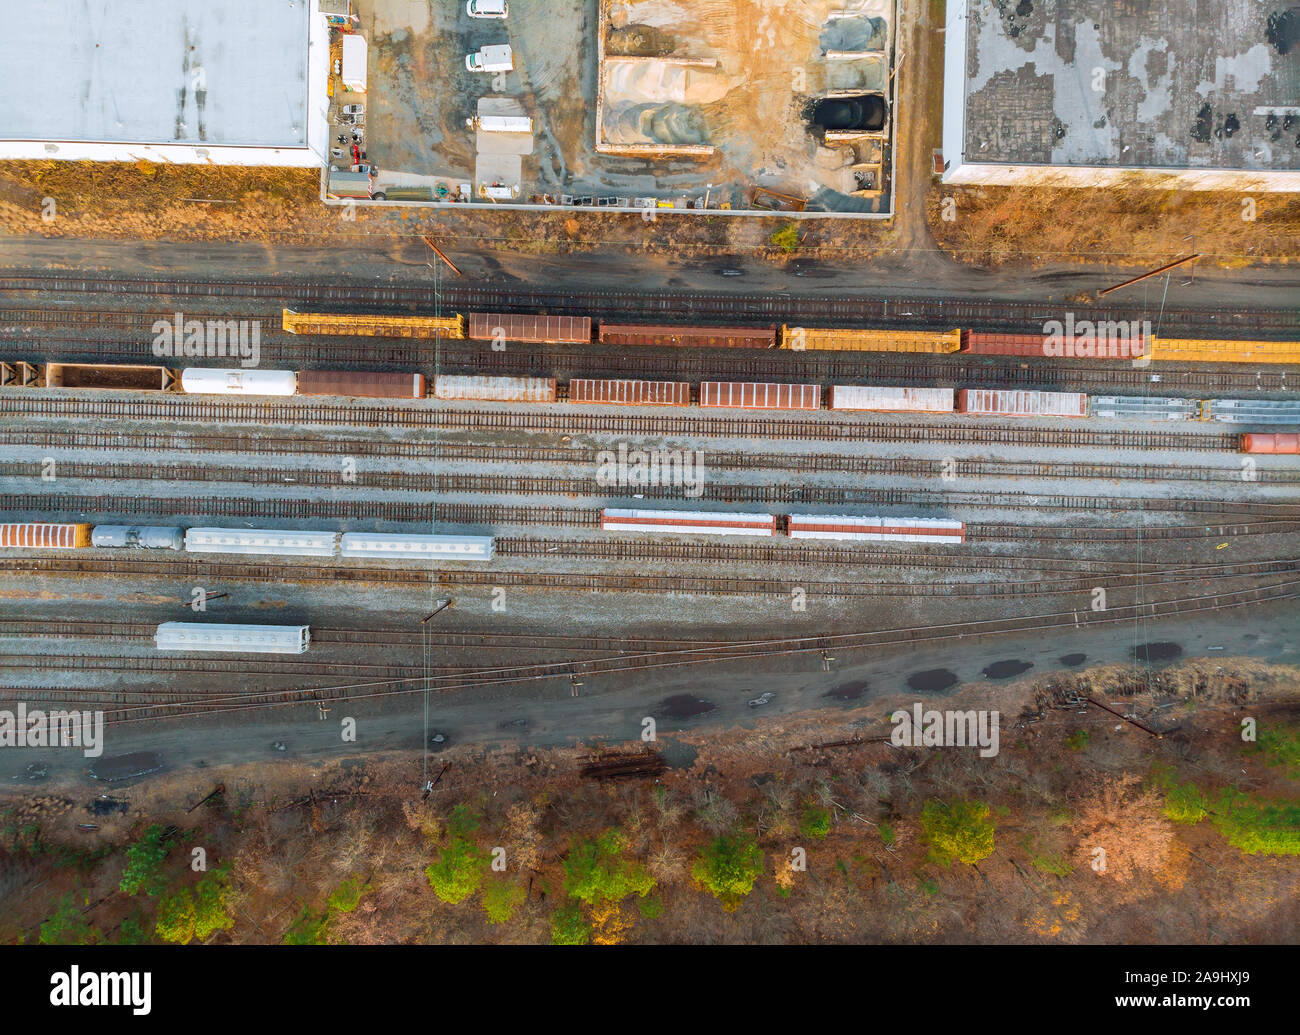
[657,694,716,720]
[982,659,1033,680]
[906,669,959,692]
[1133,642,1183,663]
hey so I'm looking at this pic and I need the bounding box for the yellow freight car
[1149,337,1300,365]
[281,309,465,339]
[779,325,961,353]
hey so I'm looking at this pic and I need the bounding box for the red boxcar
[962,329,1145,360]
[698,381,821,410]
[296,370,426,398]
[596,324,776,349]
[568,379,691,406]
[1242,433,1300,454]
[467,313,591,344]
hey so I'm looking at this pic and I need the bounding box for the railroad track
[4,581,1298,726]
[2,317,1297,394]
[3,454,1294,489]
[2,553,1296,597]
[3,490,1298,529]
[3,273,1300,336]
[0,394,1245,450]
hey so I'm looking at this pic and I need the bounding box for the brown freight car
[42,363,175,391]
[467,313,592,344]
[1242,433,1300,454]
[698,381,821,410]
[0,523,93,549]
[961,329,1145,359]
[568,379,691,406]
[596,324,776,349]
[296,370,426,399]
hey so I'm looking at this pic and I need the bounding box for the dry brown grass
[926,179,1300,268]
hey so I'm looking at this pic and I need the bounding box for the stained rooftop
[958,0,1300,171]
[1,0,312,148]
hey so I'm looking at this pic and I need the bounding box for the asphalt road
[3,236,1300,315]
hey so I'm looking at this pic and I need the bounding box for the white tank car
[339,532,495,561]
[91,525,184,550]
[155,622,310,654]
[180,369,297,396]
[184,527,339,557]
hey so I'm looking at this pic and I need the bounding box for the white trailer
[341,34,367,92]
[184,527,339,557]
[601,509,776,537]
[339,532,495,561]
[180,369,297,396]
[155,622,310,654]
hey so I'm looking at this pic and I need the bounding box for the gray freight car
[91,525,185,550]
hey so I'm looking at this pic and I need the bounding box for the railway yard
[0,270,1296,779]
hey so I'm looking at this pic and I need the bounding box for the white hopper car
[155,622,311,654]
[339,533,495,561]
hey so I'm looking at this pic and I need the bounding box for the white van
[467,0,507,17]
[466,115,533,133]
[465,44,513,72]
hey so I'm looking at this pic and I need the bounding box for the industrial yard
[351,0,895,212]
[0,0,1296,988]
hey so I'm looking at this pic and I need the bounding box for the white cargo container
[601,509,776,537]
[787,515,966,544]
[341,34,367,92]
[184,527,339,557]
[339,533,495,561]
[433,375,557,403]
[956,389,1088,418]
[180,369,297,396]
[91,525,184,550]
[155,622,310,655]
[828,386,954,413]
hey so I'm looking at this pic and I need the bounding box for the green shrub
[119,824,170,896]
[563,829,655,905]
[482,879,527,925]
[550,904,590,945]
[769,223,799,253]
[799,804,832,840]
[692,833,763,908]
[921,799,995,866]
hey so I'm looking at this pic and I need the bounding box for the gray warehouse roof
[2,0,312,148]
[957,0,1300,173]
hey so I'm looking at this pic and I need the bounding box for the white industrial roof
[2,0,321,156]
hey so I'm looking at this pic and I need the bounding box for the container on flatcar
[282,310,465,339]
[91,525,184,550]
[339,532,495,561]
[1089,396,1199,421]
[787,515,965,544]
[1149,337,1300,365]
[0,523,92,549]
[155,622,310,655]
[43,363,175,391]
[1205,399,1300,425]
[1241,433,1300,454]
[596,324,776,349]
[568,379,691,406]
[184,527,339,557]
[180,369,298,396]
[955,389,1088,418]
[827,386,953,413]
[780,326,960,353]
[432,375,558,403]
[467,313,591,344]
[961,330,1145,359]
[296,370,426,399]
[698,381,821,410]
[601,508,776,537]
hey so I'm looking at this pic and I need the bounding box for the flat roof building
[0,0,330,166]
[942,0,1300,191]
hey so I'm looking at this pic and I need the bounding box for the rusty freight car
[698,381,821,410]
[568,379,691,406]
[467,313,592,344]
[596,324,777,349]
